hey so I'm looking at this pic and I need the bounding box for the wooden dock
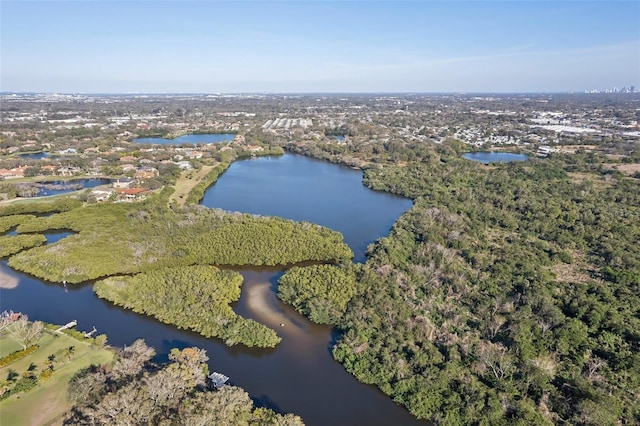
[54,320,77,334]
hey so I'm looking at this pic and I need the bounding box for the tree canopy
[95,266,281,347]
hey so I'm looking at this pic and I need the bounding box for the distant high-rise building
[631,86,636,93]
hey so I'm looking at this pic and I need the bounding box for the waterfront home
[116,187,149,201]
[113,177,135,188]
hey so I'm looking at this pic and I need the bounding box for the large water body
[202,154,412,262]
[1,155,422,425]
[133,133,236,145]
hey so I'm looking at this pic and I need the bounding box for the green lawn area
[0,329,114,426]
[0,338,23,358]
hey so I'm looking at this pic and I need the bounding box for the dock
[54,320,77,334]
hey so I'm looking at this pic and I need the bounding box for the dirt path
[169,164,215,206]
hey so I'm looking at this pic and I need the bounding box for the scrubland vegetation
[289,141,640,424]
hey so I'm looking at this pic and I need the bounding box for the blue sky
[1,1,638,93]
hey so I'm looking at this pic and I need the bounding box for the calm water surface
[202,154,412,262]
[31,178,111,197]
[0,155,422,425]
[18,152,49,160]
[134,133,236,145]
[464,151,529,163]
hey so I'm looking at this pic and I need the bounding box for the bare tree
[0,310,20,333]
[486,314,506,340]
[584,356,608,381]
[8,317,43,349]
[111,339,155,380]
[476,341,513,380]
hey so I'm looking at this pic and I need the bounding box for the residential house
[40,165,58,175]
[57,166,81,176]
[116,187,149,202]
[58,148,78,155]
[134,168,158,182]
[175,161,193,170]
[91,189,114,202]
[113,177,135,188]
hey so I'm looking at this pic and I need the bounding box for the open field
[169,164,216,206]
[557,144,599,153]
[0,327,114,426]
[603,162,640,175]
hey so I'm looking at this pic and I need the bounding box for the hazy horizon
[2,1,638,94]
[1,90,635,96]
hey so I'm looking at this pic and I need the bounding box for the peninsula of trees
[95,266,281,347]
[7,197,352,284]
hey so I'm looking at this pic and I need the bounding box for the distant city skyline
[2,1,638,94]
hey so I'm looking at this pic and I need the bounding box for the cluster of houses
[0,165,88,179]
[90,178,151,202]
[0,166,29,179]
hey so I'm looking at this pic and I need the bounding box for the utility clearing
[169,164,216,206]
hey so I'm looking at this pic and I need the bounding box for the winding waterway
[0,154,423,425]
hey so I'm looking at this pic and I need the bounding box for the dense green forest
[0,213,48,257]
[277,264,359,325]
[0,198,82,217]
[65,340,304,425]
[0,214,37,233]
[95,266,281,347]
[284,142,640,424]
[4,200,352,283]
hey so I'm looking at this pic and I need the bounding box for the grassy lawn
[0,329,114,426]
[169,164,215,206]
[0,192,75,206]
[0,338,23,358]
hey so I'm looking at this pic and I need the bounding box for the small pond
[18,152,50,160]
[24,178,111,197]
[464,151,529,163]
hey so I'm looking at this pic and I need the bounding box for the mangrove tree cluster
[95,266,281,347]
[5,200,352,283]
